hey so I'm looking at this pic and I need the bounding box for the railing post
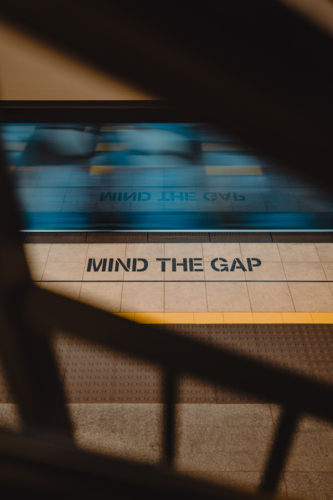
[163,369,176,468]
[260,407,299,494]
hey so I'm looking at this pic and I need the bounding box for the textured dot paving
[1,324,333,403]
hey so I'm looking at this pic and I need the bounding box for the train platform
[0,240,332,498]
[24,241,333,320]
[2,3,333,496]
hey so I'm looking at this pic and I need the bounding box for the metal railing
[1,149,333,498]
[0,1,333,498]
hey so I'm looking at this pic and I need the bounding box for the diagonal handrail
[25,285,333,424]
[0,427,289,500]
[0,2,333,498]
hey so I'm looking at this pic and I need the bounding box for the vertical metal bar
[260,407,298,493]
[163,369,176,468]
[0,136,72,437]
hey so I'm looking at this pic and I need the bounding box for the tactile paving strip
[165,325,215,403]
[63,339,116,403]
[148,232,210,243]
[210,232,272,243]
[2,324,333,403]
[86,232,148,243]
[22,231,333,243]
[271,232,333,242]
[25,232,86,243]
[299,325,333,384]
[51,330,72,383]
[210,324,262,403]
[113,352,161,403]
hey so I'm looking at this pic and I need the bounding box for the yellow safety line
[204,166,263,176]
[89,165,115,175]
[113,312,333,324]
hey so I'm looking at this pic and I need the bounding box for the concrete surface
[1,403,333,497]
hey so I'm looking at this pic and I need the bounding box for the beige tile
[87,243,126,260]
[202,243,241,262]
[204,261,245,281]
[70,404,162,463]
[165,243,203,259]
[28,260,46,280]
[121,282,164,312]
[278,243,319,262]
[284,472,333,499]
[323,263,333,281]
[165,261,205,281]
[271,409,333,473]
[165,282,207,312]
[184,471,286,496]
[0,404,22,432]
[154,258,171,274]
[83,259,124,281]
[245,262,286,281]
[247,283,294,312]
[283,262,326,281]
[240,243,281,261]
[289,282,333,312]
[40,281,81,300]
[124,261,164,281]
[206,282,251,312]
[24,243,51,262]
[183,471,261,492]
[84,253,154,281]
[176,405,273,472]
[126,243,164,261]
[315,243,333,262]
[42,261,85,281]
[79,282,122,312]
[164,258,205,279]
[48,243,88,262]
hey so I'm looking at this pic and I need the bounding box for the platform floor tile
[1,324,333,404]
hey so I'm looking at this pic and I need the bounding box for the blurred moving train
[2,123,333,231]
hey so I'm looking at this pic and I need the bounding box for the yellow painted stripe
[134,312,165,324]
[282,313,313,324]
[116,312,333,324]
[204,166,263,176]
[311,313,333,324]
[89,165,115,175]
[194,312,223,324]
[164,313,194,324]
[224,312,254,324]
[253,312,283,324]
[114,312,135,321]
